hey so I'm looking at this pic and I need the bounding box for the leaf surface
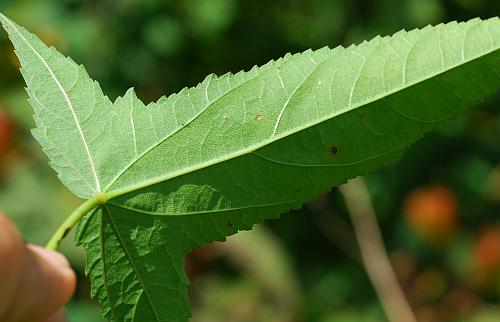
[1,14,499,321]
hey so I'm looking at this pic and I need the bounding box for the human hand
[0,214,76,322]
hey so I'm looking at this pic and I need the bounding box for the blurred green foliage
[0,1,499,321]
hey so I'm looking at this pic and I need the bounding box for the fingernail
[45,308,68,322]
[29,245,71,269]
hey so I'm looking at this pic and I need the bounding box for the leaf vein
[2,17,101,192]
[104,206,162,322]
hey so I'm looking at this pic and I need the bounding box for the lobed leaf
[1,13,499,322]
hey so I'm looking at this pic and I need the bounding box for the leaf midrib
[1,14,102,193]
[106,44,499,201]
[103,71,263,193]
[104,205,162,322]
[109,199,296,217]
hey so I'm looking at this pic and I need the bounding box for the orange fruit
[404,185,458,243]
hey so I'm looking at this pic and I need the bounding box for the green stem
[45,193,109,250]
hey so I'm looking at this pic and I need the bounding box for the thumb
[29,246,76,309]
[14,245,76,322]
[0,215,76,322]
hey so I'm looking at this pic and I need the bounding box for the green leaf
[1,13,499,321]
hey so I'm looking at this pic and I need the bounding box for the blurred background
[0,0,499,321]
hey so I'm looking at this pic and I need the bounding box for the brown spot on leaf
[227,222,234,229]
[330,145,339,156]
[255,112,263,121]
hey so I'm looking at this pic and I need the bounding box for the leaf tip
[0,13,17,35]
[0,12,9,27]
[125,86,138,96]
